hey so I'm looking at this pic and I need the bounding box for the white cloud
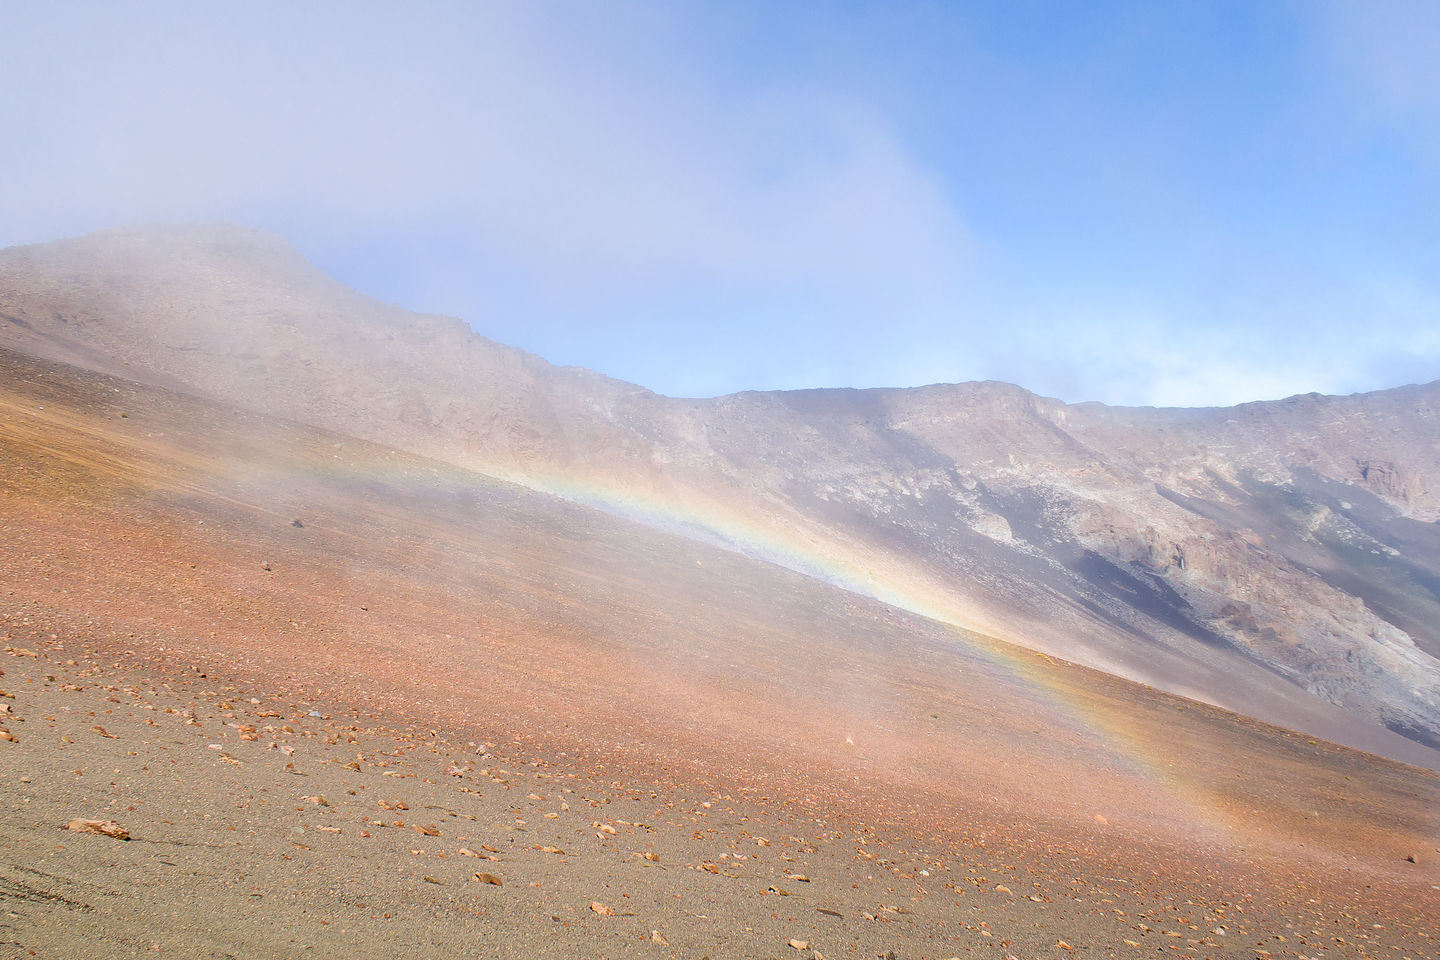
[0,1,969,317]
[3,2,1436,407]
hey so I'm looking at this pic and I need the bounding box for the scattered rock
[65,818,129,840]
[590,901,615,916]
[1405,854,1418,864]
[650,930,669,946]
[0,729,16,743]
[458,848,494,860]
[994,884,1012,895]
[473,873,503,886]
[788,939,809,950]
[291,519,304,528]
[423,875,443,885]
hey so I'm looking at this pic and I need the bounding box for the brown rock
[65,818,129,840]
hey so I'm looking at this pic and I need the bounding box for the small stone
[0,729,15,743]
[651,930,669,946]
[590,900,615,916]
[473,873,503,886]
[788,939,809,950]
[65,818,129,840]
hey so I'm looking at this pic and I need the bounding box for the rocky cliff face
[4,224,1439,758]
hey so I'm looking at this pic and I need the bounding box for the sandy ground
[2,638,1438,960]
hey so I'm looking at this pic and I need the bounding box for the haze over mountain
[3,223,1440,768]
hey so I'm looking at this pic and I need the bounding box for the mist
[2,0,1438,406]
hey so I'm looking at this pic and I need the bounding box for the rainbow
[243,438,1246,841]
[471,461,1249,843]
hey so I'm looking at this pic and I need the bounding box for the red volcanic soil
[2,345,1439,959]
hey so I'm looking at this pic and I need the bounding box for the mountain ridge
[4,222,1439,765]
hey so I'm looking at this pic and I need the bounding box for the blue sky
[2,1,1437,406]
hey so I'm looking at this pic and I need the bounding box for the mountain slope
[3,223,1439,760]
[5,344,1438,959]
